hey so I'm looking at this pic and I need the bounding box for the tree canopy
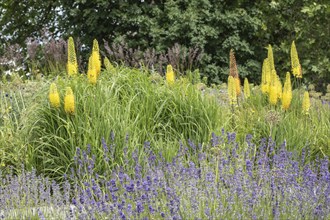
[0,0,329,87]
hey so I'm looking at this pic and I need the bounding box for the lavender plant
[1,132,329,219]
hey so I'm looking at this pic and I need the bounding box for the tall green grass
[26,66,224,179]
[0,81,38,172]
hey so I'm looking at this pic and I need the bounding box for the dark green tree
[256,0,330,90]
[1,0,328,88]
[0,0,57,45]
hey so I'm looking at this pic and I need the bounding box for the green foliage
[1,1,328,88]
[50,0,263,83]
[0,1,57,46]
[0,79,42,173]
[1,64,329,180]
[25,66,223,179]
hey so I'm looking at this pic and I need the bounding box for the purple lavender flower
[37,208,46,220]
[245,159,253,178]
[136,201,144,214]
[108,179,119,193]
[119,210,126,220]
[125,181,135,193]
[210,132,219,147]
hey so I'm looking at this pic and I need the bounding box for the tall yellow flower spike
[291,41,302,78]
[92,39,101,78]
[67,37,78,76]
[267,44,275,72]
[229,49,241,96]
[302,91,311,115]
[276,75,282,100]
[166,64,175,84]
[87,55,97,85]
[229,49,238,78]
[228,76,237,106]
[282,72,292,110]
[235,78,241,96]
[261,58,271,94]
[269,70,278,105]
[64,87,75,115]
[48,83,60,108]
[244,78,250,99]
[104,57,115,73]
[269,86,278,106]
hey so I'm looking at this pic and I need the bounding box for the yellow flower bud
[261,58,271,94]
[276,75,282,100]
[291,41,302,78]
[269,85,278,105]
[244,78,250,99]
[268,70,278,105]
[302,91,311,115]
[64,87,75,115]
[235,77,241,96]
[267,44,275,72]
[229,49,238,78]
[88,69,97,85]
[228,76,237,106]
[48,83,60,108]
[229,49,241,96]
[282,72,292,110]
[166,64,175,84]
[67,37,78,76]
[87,55,97,85]
[92,39,101,77]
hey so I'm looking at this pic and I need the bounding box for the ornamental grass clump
[27,65,222,180]
[282,72,292,110]
[67,37,78,76]
[64,87,75,115]
[48,82,60,108]
[291,41,302,78]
